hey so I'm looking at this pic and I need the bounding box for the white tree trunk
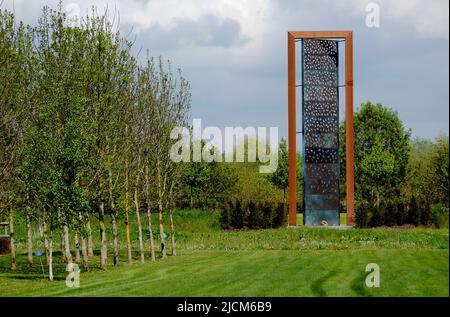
[74,233,81,262]
[169,209,176,256]
[158,204,166,259]
[26,214,33,267]
[9,208,16,270]
[146,206,156,261]
[134,186,145,263]
[81,235,89,271]
[63,224,72,265]
[48,237,53,281]
[99,201,107,269]
[111,215,119,266]
[43,221,49,265]
[86,218,94,257]
[60,229,66,263]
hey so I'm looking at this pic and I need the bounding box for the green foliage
[221,200,286,230]
[273,202,288,228]
[430,135,449,205]
[247,201,261,229]
[409,196,420,226]
[219,202,231,230]
[0,4,191,268]
[181,152,238,210]
[267,138,289,200]
[431,204,449,229]
[230,200,244,229]
[261,201,274,228]
[341,102,410,211]
[402,135,449,212]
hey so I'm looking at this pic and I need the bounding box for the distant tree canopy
[339,102,448,227]
[403,135,449,208]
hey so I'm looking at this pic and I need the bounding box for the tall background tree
[340,102,410,211]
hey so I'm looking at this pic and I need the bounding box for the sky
[1,0,449,150]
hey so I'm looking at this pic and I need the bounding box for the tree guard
[287,31,354,227]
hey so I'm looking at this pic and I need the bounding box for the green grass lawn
[0,210,448,297]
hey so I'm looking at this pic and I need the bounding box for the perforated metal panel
[301,39,340,226]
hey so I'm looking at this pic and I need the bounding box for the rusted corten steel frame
[288,30,354,226]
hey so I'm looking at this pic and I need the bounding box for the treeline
[0,6,190,278]
[179,139,299,211]
[340,102,449,228]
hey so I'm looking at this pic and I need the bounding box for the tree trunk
[158,203,166,259]
[144,166,156,261]
[146,206,156,261]
[108,169,119,266]
[111,215,119,266]
[43,221,49,265]
[74,233,81,262]
[26,214,33,267]
[81,234,89,271]
[48,237,53,281]
[99,201,107,270]
[169,208,176,256]
[125,210,132,264]
[134,183,145,263]
[63,224,72,265]
[124,126,132,264]
[86,218,94,256]
[9,208,16,270]
[60,228,66,263]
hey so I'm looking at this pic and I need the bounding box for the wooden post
[345,32,355,226]
[288,32,297,226]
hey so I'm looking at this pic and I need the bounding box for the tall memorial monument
[287,31,354,227]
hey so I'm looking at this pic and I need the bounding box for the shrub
[409,196,420,226]
[355,202,370,228]
[219,201,232,229]
[248,201,261,229]
[396,203,406,225]
[432,204,449,228]
[258,202,269,228]
[384,202,396,226]
[420,202,432,225]
[230,200,244,229]
[273,202,287,228]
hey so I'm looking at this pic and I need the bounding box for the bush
[409,196,420,226]
[220,201,232,229]
[261,202,274,228]
[248,201,261,229]
[355,202,369,228]
[273,202,287,228]
[432,204,449,228]
[420,202,432,225]
[383,203,394,226]
[230,200,244,229]
[397,202,409,226]
[220,200,289,230]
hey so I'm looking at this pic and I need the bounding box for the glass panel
[302,39,340,226]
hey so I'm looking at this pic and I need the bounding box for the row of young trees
[0,6,190,278]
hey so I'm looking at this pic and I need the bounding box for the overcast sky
[2,0,449,149]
